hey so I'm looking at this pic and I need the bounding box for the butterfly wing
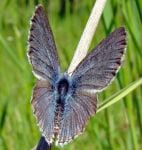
[58,90,97,145]
[28,5,59,81]
[28,5,60,143]
[57,27,127,145]
[32,80,56,143]
[72,27,127,92]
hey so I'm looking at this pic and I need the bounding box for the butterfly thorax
[57,78,69,101]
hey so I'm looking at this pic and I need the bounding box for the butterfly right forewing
[72,27,127,92]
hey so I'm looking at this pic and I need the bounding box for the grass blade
[97,78,142,113]
[0,35,24,71]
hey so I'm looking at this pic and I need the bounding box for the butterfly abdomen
[54,104,63,136]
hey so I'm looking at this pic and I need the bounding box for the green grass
[0,0,142,149]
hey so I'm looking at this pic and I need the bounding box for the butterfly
[27,5,127,146]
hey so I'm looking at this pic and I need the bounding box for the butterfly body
[28,5,127,145]
[53,73,74,137]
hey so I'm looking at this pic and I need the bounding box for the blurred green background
[0,0,142,150]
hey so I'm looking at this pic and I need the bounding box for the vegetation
[0,0,142,149]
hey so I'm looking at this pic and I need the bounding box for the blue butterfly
[27,5,127,145]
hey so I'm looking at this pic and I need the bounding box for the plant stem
[68,0,107,74]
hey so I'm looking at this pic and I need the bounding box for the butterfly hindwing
[28,5,59,81]
[57,89,97,144]
[72,27,127,92]
[32,80,56,143]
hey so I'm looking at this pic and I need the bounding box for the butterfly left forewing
[28,5,60,81]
